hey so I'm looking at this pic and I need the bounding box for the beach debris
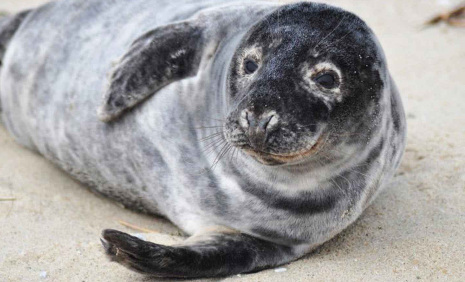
[274,267,287,273]
[425,5,465,27]
[39,271,47,279]
[118,220,161,233]
[0,197,16,202]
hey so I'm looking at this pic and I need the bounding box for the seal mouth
[238,135,324,165]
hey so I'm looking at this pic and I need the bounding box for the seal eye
[315,73,337,89]
[244,60,258,74]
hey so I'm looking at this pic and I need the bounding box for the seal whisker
[335,171,353,193]
[223,145,234,165]
[297,123,319,127]
[327,131,366,137]
[234,147,240,163]
[199,131,222,141]
[316,29,354,55]
[330,178,349,197]
[199,136,224,146]
[210,143,231,170]
[201,135,226,152]
[229,90,255,115]
[202,138,227,155]
[313,14,347,54]
[202,117,226,122]
[227,146,237,164]
[305,132,333,159]
[312,157,348,197]
[344,165,372,178]
[202,133,224,144]
[199,132,223,142]
[195,125,224,130]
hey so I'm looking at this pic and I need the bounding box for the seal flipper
[101,229,299,278]
[98,21,205,122]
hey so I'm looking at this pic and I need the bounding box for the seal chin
[239,136,324,166]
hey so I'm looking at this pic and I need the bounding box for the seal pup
[0,0,406,278]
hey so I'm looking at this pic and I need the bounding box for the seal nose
[240,110,278,150]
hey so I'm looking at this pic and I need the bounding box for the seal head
[224,3,386,166]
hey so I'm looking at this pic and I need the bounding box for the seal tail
[101,229,301,278]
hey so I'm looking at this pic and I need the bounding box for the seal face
[224,4,385,166]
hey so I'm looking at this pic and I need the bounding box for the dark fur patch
[390,90,402,133]
[230,163,341,215]
[99,21,205,122]
[225,2,386,157]
[0,10,31,65]
[102,229,294,278]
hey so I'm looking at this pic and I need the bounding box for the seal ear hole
[313,72,339,89]
[244,60,259,74]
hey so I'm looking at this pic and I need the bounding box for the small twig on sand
[0,197,16,202]
[118,220,161,233]
[425,5,465,27]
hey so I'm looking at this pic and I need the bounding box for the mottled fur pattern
[0,0,406,278]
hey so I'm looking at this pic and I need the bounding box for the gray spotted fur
[0,0,406,278]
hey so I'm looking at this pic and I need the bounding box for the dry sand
[1,0,464,281]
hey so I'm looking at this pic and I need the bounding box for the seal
[0,0,406,278]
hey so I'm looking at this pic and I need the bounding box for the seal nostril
[259,115,274,131]
[261,114,279,133]
[239,110,250,129]
[241,111,279,132]
[245,111,258,128]
[240,110,279,149]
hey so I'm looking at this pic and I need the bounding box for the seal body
[0,0,406,278]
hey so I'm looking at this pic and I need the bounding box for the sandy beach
[1,0,464,281]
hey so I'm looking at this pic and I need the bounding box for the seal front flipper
[98,21,206,122]
[101,228,301,278]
